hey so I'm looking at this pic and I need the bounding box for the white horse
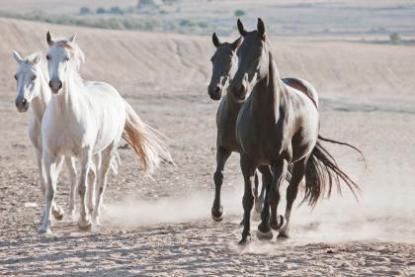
[12,51,120,222]
[39,32,171,233]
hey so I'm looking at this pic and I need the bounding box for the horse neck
[31,67,51,122]
[251,52,284,120]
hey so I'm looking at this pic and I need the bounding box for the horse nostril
[58,81,62,89]
[215,87,221,94]
[49,81,53,88]
[21,98,27,105]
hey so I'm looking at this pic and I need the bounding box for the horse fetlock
[271,215,285,231]
[211,205,224,221]
[239,230,251,245]
[78,216,92,231]
[38,220,52,234]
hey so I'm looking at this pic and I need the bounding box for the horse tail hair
[318,135,366,166]
[303,141,360,206]
[122,100,173,174]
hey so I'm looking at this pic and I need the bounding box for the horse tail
[303,141,360,206]
[122,100,173,174]
[318,135,366,166]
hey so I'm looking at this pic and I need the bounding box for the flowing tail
[122,100,173,174]
[303,139,361,206]
[318,135,366,166]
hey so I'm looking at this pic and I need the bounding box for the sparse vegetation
[234,9,246,17]
[79,7,91,15]
[96,7,106,14]
[389,33,401,44]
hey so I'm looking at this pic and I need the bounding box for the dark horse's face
[208,33,242,100]
[229,18,269,102]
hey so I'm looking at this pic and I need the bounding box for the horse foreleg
[38,154,64,234]
[270,160,288,231]
[257,165,273,240]
[78,149,93,231]
[211,146,231,221]
[87,155,99,217]
[65,157,77,221]
[278,158,306,239]
[239,154,255,244]
[93,145,113,225]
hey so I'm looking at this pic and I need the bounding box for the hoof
[277,232,290,240]
[52,207,64,221]
[271,215,284,231]
[78,218,92,231]
[211,206,224,222]
[257,229,273,240]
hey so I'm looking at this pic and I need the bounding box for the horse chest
[236,108,284,164]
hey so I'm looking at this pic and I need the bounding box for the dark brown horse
[229,18,360,244]
[208,33,326,223]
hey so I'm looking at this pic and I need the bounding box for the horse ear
[231,36,243,51]
[12,50,23,64]
[68,34,77,43]
[257,18,266,40]
[46,31,54,46]
[237,19,247,36]
[28,52,41,65]
[212,32,221,48]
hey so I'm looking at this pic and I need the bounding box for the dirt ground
[0,11,414,277]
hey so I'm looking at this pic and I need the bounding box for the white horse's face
[46,32,81,95]
[12,51,42,112]
[46,44,72,94]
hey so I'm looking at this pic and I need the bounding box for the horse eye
[14,74,17,80]
[64,57,70,61]
[46,55,51,60]
[31,75,37,81]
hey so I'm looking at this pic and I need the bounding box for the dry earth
[0,15,414,276]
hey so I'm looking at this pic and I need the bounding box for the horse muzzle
[15,97,29,113]
[49,80,62,94]
[208,85,222,101]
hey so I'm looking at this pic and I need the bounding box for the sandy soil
[0,15,414,276]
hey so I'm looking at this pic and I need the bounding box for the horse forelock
[54,40,85,68]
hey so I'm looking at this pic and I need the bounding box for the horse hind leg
[211,146,231,221]
[270,160,288,231]
[78,149,93,231]
[93,145,113,225]
[278,158,306,239]
[65,157,77,221]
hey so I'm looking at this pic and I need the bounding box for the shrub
[79,7,91,15]
[234,9,245,17]
[110,6,124,15]
[96,7,106,14]
[389,33,401,44]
